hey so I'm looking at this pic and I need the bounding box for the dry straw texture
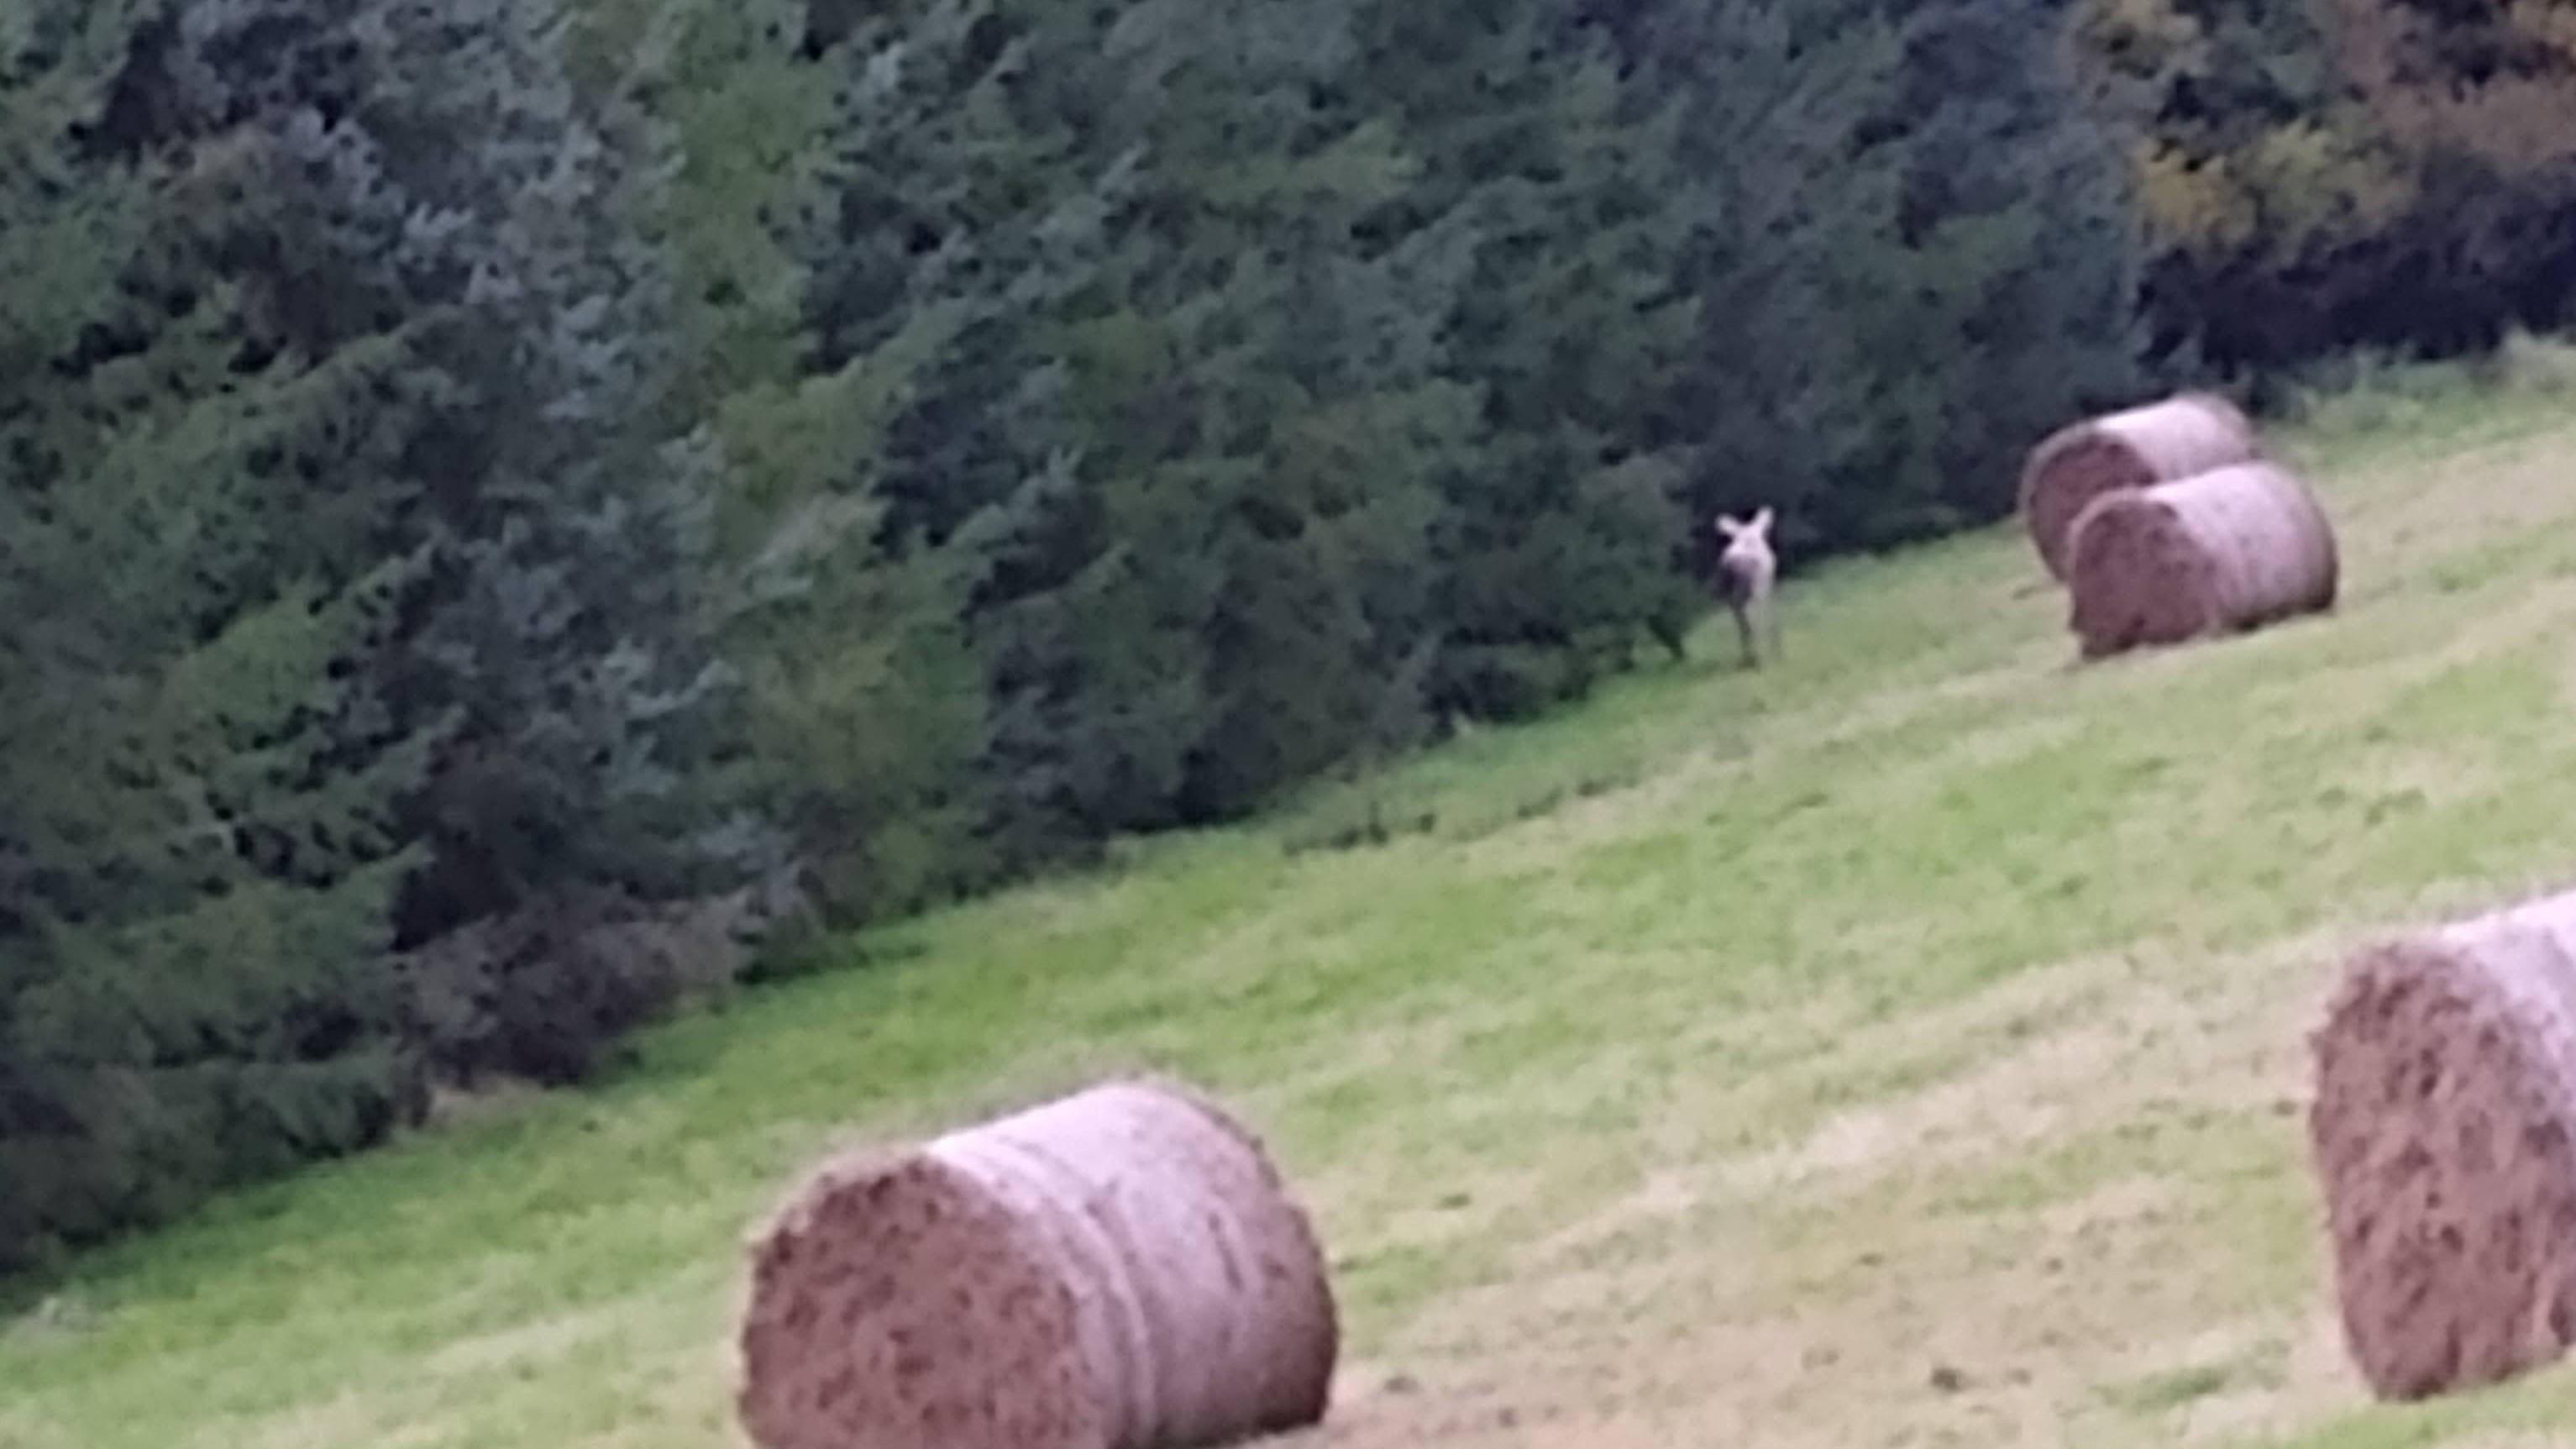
[737,1079,1338,1449]
[2017,392,2261,580]
[2309,891,2576,1401]
[2063,460,2337,659]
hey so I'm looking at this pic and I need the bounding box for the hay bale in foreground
[737,1079,1338,1449]
[2063,460,2337,659]
[2310,891,2576,1400]
[2018,393,2260,580]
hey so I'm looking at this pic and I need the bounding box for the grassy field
[8,360,2576,1448]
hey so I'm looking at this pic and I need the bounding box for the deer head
[1714,507,1774,563]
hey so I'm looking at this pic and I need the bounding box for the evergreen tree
[801,0,1462,847]
[713,0,1124,907]
[577,0,833,419]
[129,0,774,984]
[0,0,425,1269]
[0,0,774,1265]
[1855,0,2148,531]
[1039,0,1463,814]
[1353,0,1705,715]
[1617,0,2143,550]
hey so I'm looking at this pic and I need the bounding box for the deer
[1713,507,1780,669]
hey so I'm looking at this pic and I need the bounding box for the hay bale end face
[2017,392,2260,581]
[737,1079,1338,1449]
[2310,893,2576,1400]
[2063,460,2337,660]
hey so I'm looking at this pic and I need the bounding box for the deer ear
[1714,516,1740,538]
[1750,506,1773,535]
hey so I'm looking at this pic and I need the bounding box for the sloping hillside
[8,370,2576,1447]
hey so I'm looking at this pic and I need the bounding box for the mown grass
[6,347,2576,1447]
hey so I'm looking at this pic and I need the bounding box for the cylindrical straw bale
[2310,890,2576,1400]
[2018,392,2260,580]
[2063,460,2337,659]
[737,1079,1338,1449]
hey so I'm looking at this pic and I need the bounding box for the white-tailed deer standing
[1713,507,1779,669]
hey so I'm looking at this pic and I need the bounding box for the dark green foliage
[147,0,772,1083]
[794,0,1707,863]
[1,0,764,1269]
[1357,4,1704,716]
[1858,0,2148,528]
[0,0,425,1271]
[1626,0,2144,553]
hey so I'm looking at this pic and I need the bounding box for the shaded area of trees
[2,0,2566,1272]
[2078,0,2576,378]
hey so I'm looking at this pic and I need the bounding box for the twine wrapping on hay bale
[2017,392,2260,580]
[737,1079,1338,1449]
[2309,891,2576,1400]
[2062,460,2337,660]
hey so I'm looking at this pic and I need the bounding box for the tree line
[2,0,2567,1273]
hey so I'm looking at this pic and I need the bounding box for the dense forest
[2,0,2570,1272]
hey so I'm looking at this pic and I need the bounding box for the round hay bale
[2017,392,2260,580]
[737,1079,1338,1449]
[2309,893,2576,1400]
[2062,459,2337,660]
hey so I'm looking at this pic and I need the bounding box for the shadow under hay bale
[2062,460,2337,660]
[737,1079,1338,1449]
[2309,892,2576,1401]
[2017,393,2261,582]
